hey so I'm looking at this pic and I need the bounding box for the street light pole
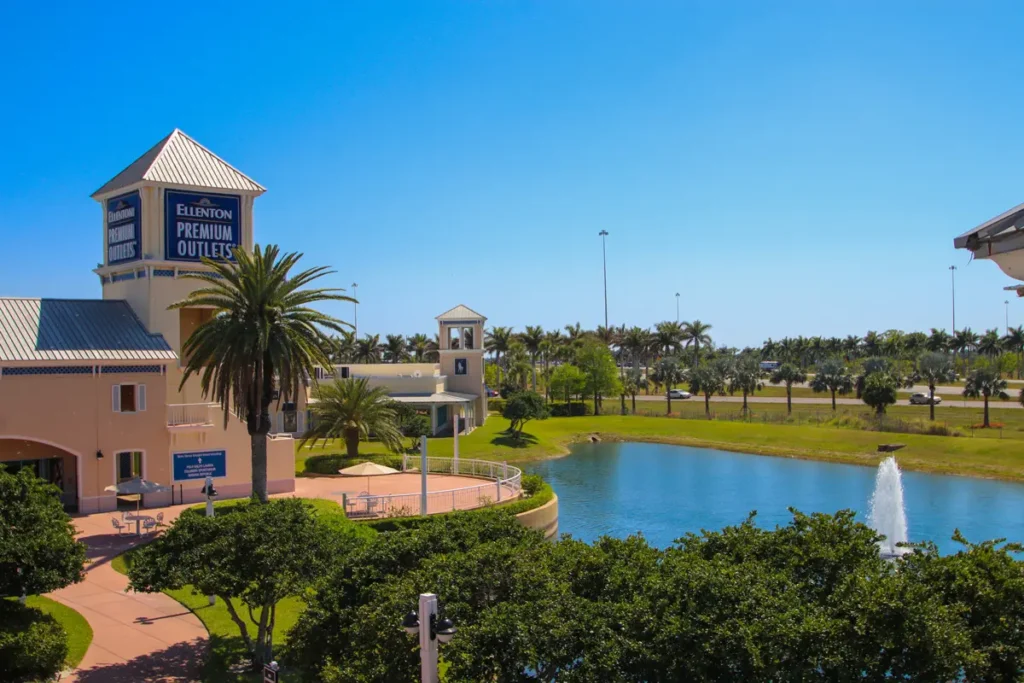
[675,292,680,322]
[949,266,957,332]
[1006,300,1010,334]
[599,230,609,329]
[402,593,457,683]
[352,282,359,338]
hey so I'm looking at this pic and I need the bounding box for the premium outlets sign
[165,190,241,262]
[106,191,142,265]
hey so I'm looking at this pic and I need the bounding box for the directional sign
[172,450,226,482]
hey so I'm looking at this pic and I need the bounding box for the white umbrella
[338,461,398,494]
[104,478,171,531]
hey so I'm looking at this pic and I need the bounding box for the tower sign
[165,190,241,262]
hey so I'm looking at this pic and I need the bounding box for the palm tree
[654,357,685,415]
[963,366,1009,428]
[383,334,408,363]
[977,329,1002,360]
[172,245,349,502]
[842,335,861,360]
[770,363,807,415]
[485,326,513,388]
[729,355,763,413]
[681,320,713,366]
[926,328,951,354]
[653,321,683,358]
[1002,325,1024,379]
[862,331,881,357]
[593,325,617,347]
[953,328,979,372]
[809,358,854,411]
[354,334,381,363]
[689,361,726,418]
[520,325,545,390]
[406,333,431,362]
[622,367,646,414]
[915,352,955,421]
[333,330,356,362]
[301,378,404,457]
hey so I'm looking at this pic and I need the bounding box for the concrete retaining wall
[515,493,559,539]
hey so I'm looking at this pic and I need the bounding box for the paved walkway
[50,505,206,682]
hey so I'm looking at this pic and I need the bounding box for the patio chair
[142,518,158,534]
[111,518,126,535]
[155,512,165,525]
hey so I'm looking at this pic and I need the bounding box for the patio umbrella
[104,478,171,518]
[338,461,398,494]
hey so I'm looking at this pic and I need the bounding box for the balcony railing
[167,403,214,428]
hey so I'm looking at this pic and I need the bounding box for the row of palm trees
[324,331,440,364]
[760,327,1024,374]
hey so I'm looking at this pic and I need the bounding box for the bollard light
[435,617,457,644]
[402,610,420,636]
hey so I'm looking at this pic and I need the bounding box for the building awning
[954,201,1024,254]
[390,391,478,405]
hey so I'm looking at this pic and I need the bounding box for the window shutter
[112,385,121,413]
[138,384,147,412]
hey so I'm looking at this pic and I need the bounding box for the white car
[668,388,692,399]
[909,392,941,405]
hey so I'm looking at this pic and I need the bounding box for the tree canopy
[0,467,85,599]
[303,378,405,457]
[502,391,550,440]
[574,340,622,415]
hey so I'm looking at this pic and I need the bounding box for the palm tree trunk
[250,432,269,503]
[704,393,710,418]
[666,391,672,416]
[984,395,990,428]
[742,390,748,413]
[631,394,636,414]
[594,389,600,416]
[929,387,936,421]
[344,427,360,458]
[786,386,792,415]
[831,389,837,411]
[620,393,626,415]
[532,359,537,391]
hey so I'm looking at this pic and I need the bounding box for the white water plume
[868,457,909,558]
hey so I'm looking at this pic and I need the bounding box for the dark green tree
[689,361,726,418]
[809,358,854,410]
[769,363,807,415]
[963,365,1009,428]
[862,371,898,415]
[302,378,404,457]
[575,340,622,415]
[502,391,550,440]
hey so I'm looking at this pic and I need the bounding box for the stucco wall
[515,493,559,539]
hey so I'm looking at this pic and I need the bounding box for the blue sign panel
[165,191,241,262]
[455,358,467,375]
[172,450,227,482]
[106,191,142,265]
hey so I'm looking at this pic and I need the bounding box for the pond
[525,442,1024,555]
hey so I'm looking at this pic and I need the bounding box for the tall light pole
[675,292,680,322]
[599,230,609,329]
[352,282,359,338]
[949,266,957,332]
[1006,299,1010,334]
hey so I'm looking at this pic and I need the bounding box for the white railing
[166,403,214,427]
[342,456,522,519]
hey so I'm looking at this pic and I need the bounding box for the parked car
[668,388,692,399]
[486,387,500,398]
[909,392,941,405]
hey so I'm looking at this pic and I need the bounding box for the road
[632,394,1021,410]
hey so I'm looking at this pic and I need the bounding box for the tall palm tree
[593,325,617,347]
[383,334,408,363]
[354,334,382,363]
[953,328,979,371]
[681,320,713,366]
[809,358,854,411]
[770,363,807,415]
[406,333,431,362]
[977,329,1002,360]
[520,325,545,390]
[1002,325,1024,379]
[963,366,1009,428]
[172,245,349,502]
[334,330,356,362]
[653,357,685,415]
[729,355,763,413]
[653,321,684,358]
[301,378,404,457]
[926,328,951,354]
[689,361,726,418]
[842,335,862,360]
[915,352,955,421]
[485,326,514,388]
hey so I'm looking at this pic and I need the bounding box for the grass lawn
[16,595,93,669]
[303,412,1024,482]
[112,497,372,683]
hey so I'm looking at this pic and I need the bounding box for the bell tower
[436,305,488,427]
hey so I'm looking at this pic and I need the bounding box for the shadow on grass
[491,430,539,448]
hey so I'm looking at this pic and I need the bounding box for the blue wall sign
[106,191,142,265]
[455,358,467,375]
[172,450,227,481]
[165,191,241,262]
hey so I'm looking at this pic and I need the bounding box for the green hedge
[548,401,594,417]
[302,453,404,475]
[0,601,68,683]
[487,398,507,413]
[360,477,554,532]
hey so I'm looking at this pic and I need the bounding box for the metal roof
[0,298,177,363]
[435,304,487,322]
[390,391,479,405]
[92,129,265,198]
[954,200,1024,250]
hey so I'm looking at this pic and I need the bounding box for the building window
[462,327,474,349]
[117,451,143,482]
[112,384,147,413]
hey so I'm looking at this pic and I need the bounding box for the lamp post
[402,593,457,683]
[352,282,359,338]
[201,476,218,606]
[598,230,609,329]
[949,265,957,332]
[675,292,680,322]
[1006,299,1010,334]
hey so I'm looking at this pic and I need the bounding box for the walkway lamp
[201,476,218,606]
[401,593,457,683]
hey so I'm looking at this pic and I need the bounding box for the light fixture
[201,480,218,497]
[402,610,420,636]
[95,450,104,460]
[435,617,457,644]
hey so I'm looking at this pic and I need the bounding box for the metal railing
[166,403,214,427]
[342,456,522,519]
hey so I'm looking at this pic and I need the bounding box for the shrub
[303,453,403,475]
[488,398,507,413]
[548,401,594,417]
[521,473,544,497]
[0,601,68,683]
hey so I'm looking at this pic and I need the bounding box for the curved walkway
[49,506,206,683]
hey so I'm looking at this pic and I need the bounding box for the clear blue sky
[2,1,1023,348]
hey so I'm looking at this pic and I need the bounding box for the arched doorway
[0,438,81,512]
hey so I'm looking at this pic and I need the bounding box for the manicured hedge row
[360,475,554,532]
[487,398,507,413]
[303,454,404,475]
[548,401,594,417]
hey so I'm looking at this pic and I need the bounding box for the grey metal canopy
[104,478,171,495]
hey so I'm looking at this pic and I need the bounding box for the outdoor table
[124,513,154,535]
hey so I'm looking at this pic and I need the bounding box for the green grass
[112,497,373,682]
[308,412,1024,482]
[17,595,93,669]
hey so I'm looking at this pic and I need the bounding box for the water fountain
[869,456,909,559]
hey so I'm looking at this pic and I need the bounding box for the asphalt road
[632,394,1021,410]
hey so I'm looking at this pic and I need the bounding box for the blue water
[525,442,1024,555]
